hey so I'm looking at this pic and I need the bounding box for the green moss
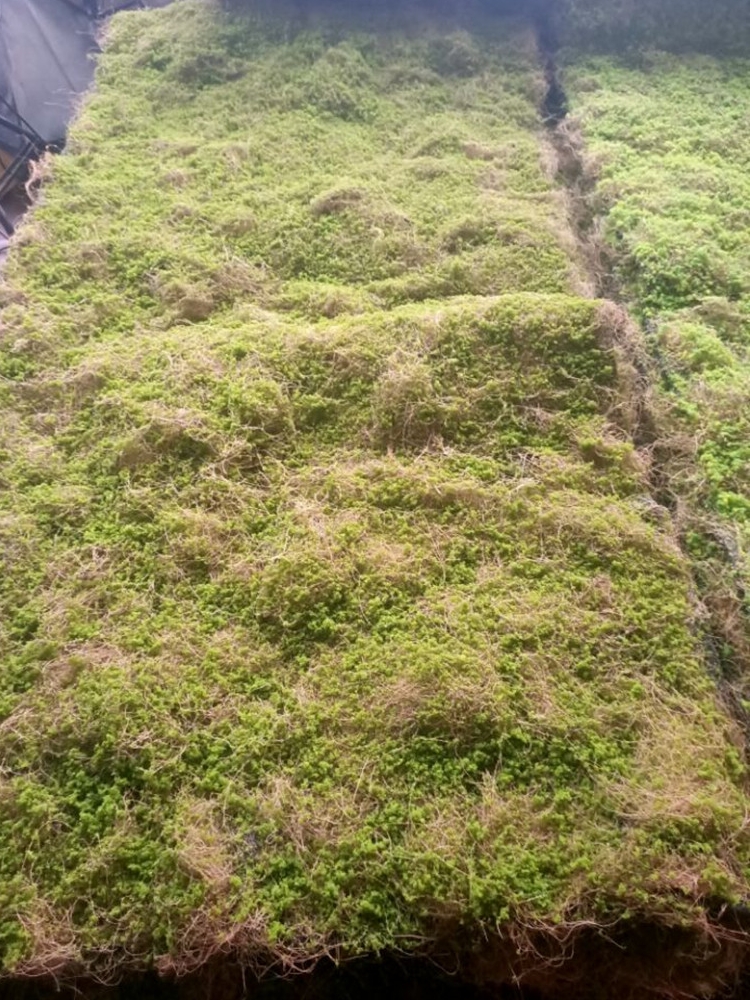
[567,55,750,521]
[4,2,572,366]
[0,0,747,981]
[561,0,750,54]
[567,51,750,738]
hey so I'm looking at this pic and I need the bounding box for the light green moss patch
[567,53,750,608]
[0,0,747,980]
[3,0,574,366]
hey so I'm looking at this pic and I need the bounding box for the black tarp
[0,0,168,240]
[0,0,99,238]
[0,0,97,156]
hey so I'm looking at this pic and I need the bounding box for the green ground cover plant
[566,53,750,699]
[0,0,748,988]
[560,0,750,55]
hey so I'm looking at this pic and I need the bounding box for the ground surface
[0,1,749,995]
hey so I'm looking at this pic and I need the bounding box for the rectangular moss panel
[566,53,750,571]
[0,0,747,981]
[566,51,750,878]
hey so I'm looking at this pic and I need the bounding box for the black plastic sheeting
[0,0,171,156]
[0,0,97,157]
[0,0,98,241]
[0,0,169,244]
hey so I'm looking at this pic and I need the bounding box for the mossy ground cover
[0,0,748,986]
[560,0,750,55]
[566,53,750,698]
